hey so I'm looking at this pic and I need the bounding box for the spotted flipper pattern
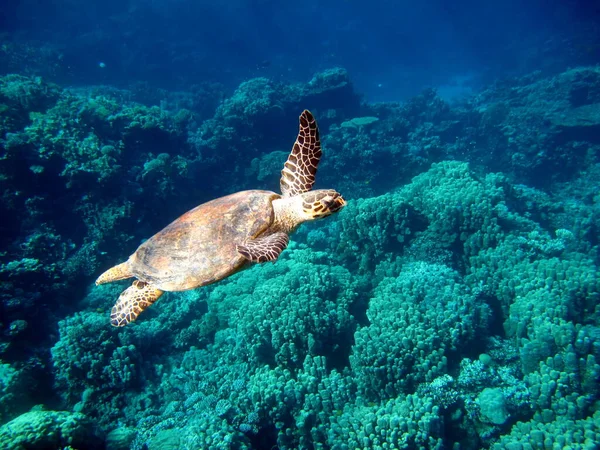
[280,110,322,198]
[237,232,289,263]
[110,280,163,327]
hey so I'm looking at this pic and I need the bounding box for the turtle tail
[96,262,133,285]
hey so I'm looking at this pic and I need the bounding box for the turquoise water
[0,1,599,449]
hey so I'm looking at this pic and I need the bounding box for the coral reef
[0,65,598,449]
[0,409,104,450]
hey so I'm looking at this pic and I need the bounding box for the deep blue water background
[2,0,598,100]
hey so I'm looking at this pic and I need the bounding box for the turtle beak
[325,192,346,213]
[329,195,346,212]
[302,190,346,219]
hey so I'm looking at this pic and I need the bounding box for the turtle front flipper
[237,232,289,263]
[280,110,322,198]
[110,280,163,327]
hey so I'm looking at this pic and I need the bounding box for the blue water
[0,1,599,449]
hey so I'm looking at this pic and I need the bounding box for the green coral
[209,248,358,370]
[327,394,445,449]
[220,78,283,120]
[0,258,41,276]
[50,312,145,426]
[0,363,30,424]
[334,191,416,271]
[0,75,60,131]
[0,409,103,450]
[493,410,600,450]
[21,92,188,188]
[402,161,506,251]
[478,388,510,425]
[0,66,597,450]
[467,234,599,375]
[351,262,488,400]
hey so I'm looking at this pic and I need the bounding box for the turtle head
[299,189,346,221]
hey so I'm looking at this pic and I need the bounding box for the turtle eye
[322,197,335,208]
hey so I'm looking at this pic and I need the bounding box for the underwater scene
[0,0,599,449]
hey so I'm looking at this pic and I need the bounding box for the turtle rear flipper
[237,232,289,263]
[110,280,163,327]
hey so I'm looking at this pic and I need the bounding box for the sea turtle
[96,110,346,327]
